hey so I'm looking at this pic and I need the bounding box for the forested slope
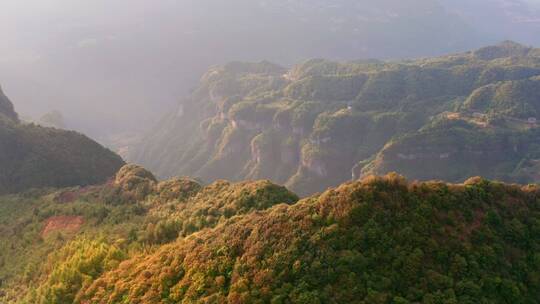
[0,165,298,303]
[80,175,540,303]
[131,41,540,195]
[1,166,538,303]
[0,86,124,194]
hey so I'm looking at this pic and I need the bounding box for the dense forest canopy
[0,165,538,303]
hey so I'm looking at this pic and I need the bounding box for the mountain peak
[474,40,531,60]
[0,85,18,121]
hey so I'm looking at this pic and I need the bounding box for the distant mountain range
[3,0,540,143]
[131,41,540,195]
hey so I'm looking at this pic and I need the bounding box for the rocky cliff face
[363,125,526,182]
[131,42,540,195]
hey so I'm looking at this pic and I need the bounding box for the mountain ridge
[130,41,540,196]
[1,165,537,303]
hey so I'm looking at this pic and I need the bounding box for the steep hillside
[0,165,298,303]
[0,88,124,194]
[79,175,540,303]
[131,42,540,195]
[2,168,538,303]
[0,86,17,121]
[361,75,540,182]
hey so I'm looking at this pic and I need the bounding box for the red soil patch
[42,216,84,237]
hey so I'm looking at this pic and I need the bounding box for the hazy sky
[0,0,184,137]
[1,0,540,147]
[0,0,167,61]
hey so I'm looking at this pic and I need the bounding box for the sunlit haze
[1,0,539,145]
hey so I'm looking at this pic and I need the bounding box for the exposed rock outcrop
[131,42,540,195]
